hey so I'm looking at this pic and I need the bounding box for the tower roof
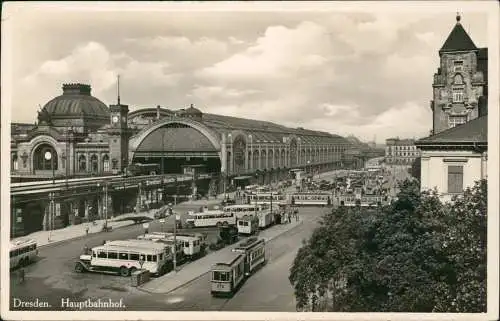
[440,14,477,53]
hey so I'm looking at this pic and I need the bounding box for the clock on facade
[112,115,119,123]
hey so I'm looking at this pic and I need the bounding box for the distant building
[416,14,488,201]
[384,138,420,165]
[430,14,488,135]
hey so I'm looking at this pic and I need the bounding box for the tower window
[453,74,464,85]
[449,115,467,128]
[453,61,463,72]
[452,88,464,103]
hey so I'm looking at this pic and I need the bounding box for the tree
[289,179,487,312]
[409,157,421,181]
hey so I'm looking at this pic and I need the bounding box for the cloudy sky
[3,2,490,143]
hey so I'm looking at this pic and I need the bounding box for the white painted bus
[185,210,236,228]
[10,238,38,269]
[224,204,276,229]
[75,240,170,276]
[236,215,259,235]
[210,252,246,297]
[138,232,203,259]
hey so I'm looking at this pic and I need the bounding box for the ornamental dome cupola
[38,83,110,132]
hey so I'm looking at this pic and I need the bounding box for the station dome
[40,83,109,118]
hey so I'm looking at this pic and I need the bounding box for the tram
[232,237,266,276]
[289,192,332,206]
[210,252,246,297]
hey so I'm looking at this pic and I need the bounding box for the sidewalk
[12,217,138,248]
[138,219,303,294]
[12,191,237,248]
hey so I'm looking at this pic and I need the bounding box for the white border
[1,1,499,321]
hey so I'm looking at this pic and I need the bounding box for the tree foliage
[409,157,421,181]
[289,179,487,312]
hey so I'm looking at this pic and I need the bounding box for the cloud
[9,9,488,144]
[197,21,334,82]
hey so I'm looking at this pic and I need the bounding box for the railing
[11,172,217,196]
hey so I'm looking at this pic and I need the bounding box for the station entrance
[131,122,222,175]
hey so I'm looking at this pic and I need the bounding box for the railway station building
[10,82,363,235]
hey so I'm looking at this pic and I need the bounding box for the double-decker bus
[289,192,332,206]
[185,210,236,228]
[10,238,38,269]
[232,237,266,276]
[74,240,170,276]
[210,252,246,297]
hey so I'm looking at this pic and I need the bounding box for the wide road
[9,215,219,311]
[10,207,325,312]
[122,207,325,311]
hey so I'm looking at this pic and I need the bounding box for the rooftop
[416,116,487,145]
[440,14,478,53]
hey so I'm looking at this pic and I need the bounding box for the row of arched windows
[77,154,111,173]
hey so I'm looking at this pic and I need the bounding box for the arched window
[79,155,86,171]
[102,155,110,172]
[12,154,18,171]
[454,74,464,85]
[34,144,58,170]
[91,154,98,173]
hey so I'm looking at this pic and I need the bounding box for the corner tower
[430,14,488,135]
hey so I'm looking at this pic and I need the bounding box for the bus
[289,192,332,206]
[185,210,236,228]
[236,215,259,235]
[224,204,275,229]
[210,252,246,297]
[10,238,38,269]
[232,237,266,276]
[75,240,170,276]
[138,232,204,260]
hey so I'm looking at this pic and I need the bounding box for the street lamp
[44,150,55,184]
[45,150,55,241]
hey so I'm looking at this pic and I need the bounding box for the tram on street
[185,209,236,228]
[247,192,286,205]
[74,240,170,276]
[232,237,266,276]
[289,192,332,206]
[210,252,246,297]
[10,238,38,269]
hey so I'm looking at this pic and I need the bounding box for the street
[10,207,325,311]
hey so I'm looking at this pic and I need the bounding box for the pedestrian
[85,225,89,235]
[18,268,25,284]
[83,244,89,254]
[288,213,292,223]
